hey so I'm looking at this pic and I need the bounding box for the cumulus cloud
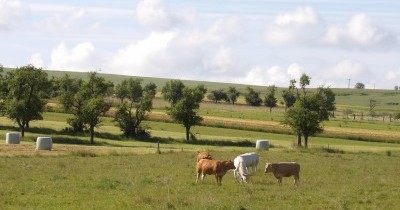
[324,13,396,48]
[29,53,44,68]
[0,0,27,30]
[49,42,98,71]
[265,6,324,46]
[135,0,180,31]
[235,64,305,86]
[107,31,176,76]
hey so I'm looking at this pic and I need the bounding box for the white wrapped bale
[36,137,53,150]
[6,132,21,144]
[256,140,269,151]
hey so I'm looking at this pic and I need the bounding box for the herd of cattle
[196,151,300,186]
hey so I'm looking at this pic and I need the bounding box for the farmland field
[1,70,400,209]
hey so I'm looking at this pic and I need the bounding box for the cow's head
[264,163,274,173]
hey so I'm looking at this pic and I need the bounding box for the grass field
[1,69,400,209]
[1,147,399,209]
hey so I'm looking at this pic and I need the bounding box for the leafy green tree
[355,82,365,89]
[167,85,206,141]
[81,97,110,144]
[3,65,49,137]
[114,79,130,103]
[282,80,297,111]
[264,85,277,112]
[114,79,157,137]
[207,89,228,103]
[162,80,185,105]
[245,87,262,106]
[227,86,240,105]
[282,74,334,148]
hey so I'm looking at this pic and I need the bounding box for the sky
[0,0,399,89]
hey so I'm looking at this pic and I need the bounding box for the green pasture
[1,148,399,209]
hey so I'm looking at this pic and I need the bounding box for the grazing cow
[196,151,212,162]
[264,162,300,186]
[237,152,259,173]
[233,156,249,183]
[196,159,235,185]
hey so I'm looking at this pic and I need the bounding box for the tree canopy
[3,65,49,136]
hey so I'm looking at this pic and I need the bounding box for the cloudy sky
[1,0,399,89]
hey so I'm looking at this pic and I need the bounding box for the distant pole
[348,79,351,89]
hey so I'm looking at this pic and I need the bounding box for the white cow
[233,152,259,183]
[239,152,259,173]
[233,156,249,183]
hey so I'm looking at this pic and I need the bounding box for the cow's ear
[197,151,200,154]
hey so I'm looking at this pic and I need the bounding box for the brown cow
[196,159,235,185]
[264,162,300,186]
[196,151,212,162]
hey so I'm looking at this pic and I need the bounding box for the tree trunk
[304,135,308,148]
[185,126,190,141]
[90,126,95,144]
[297,133,302,147]
[20,126,25,137]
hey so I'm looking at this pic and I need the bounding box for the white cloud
[49,42,98,71]
[204,47,239,74]
[107,31,176,76]
[29,53,44,68]
[324,13,396,48]
[135,0,179,31]
[265,6,323,46]
[236,64,305,86]
[0,0,27,30]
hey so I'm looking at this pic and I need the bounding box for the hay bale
[36,137,52,150]
[6,132,21,144]
[256,140,269,151]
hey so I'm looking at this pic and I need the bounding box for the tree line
[0,65,338,147]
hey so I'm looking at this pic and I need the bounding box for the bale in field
[196,159,235,185]
[196,151,212,162]
[264,162,300,186]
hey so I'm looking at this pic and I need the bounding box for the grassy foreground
[0,148,399,210]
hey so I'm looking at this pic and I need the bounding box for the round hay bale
[6,132,21,144]
[36,137,53,150]
[256,140,269,151]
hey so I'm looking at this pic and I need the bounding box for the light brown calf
[196,159,235,185]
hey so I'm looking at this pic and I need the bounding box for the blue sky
[1,0,399,89]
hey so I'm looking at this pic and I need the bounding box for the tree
[167,85,206,141]
[264,85,277,112]
[227,86,240,105]
[369,98,379,117]
[60,72,113,143]
[114,79,130,103]
[355,82,365,89]
[282,74,333,148]
[245,87,262,106]
[3,65,49,137]
[282,80,297,111]
[81,97,110,144]
[207,89,228,103]
[162,80,185,105]
[114,79,157,137]
[0,64,5,114]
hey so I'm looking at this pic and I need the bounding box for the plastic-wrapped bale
[6,132,21,144]
[256,140,269,151]
[36,137,53,150]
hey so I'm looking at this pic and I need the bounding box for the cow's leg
[233,169,239,182]
[201,173,206,181]
[277,177,282,185]
[196,172,200,183]
[294,174,300,186]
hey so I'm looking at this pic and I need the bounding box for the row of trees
[0,65,336,147]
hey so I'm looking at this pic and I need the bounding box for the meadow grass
[0,149,399,209]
